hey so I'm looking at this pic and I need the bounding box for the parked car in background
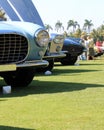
[93,39,104,57]
[42,33,66,71]
[55,37,85,65]
[94,45,104,57]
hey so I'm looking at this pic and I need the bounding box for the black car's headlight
[53,35,64,44]
[35,30,49,47]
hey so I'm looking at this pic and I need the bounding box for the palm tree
[83,19,93,33]
[90,29,99,42]
[73,28,82,38]
[73,21,80,31]
[0,8,7,21]
[90,24,104,42]
[67,20,80,32]
[95,24,104,41]
[99,24,104,35]
[55,20,64,33]
[45,24,53,32]
[67,20,74,32]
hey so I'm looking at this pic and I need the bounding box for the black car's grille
[0,34,28,64]
[63,45,84,55]
[69,45,82,52]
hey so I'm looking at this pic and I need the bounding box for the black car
[55,37,85,65]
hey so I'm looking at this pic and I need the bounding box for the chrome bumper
[44,51,67,59]
[0,60,49,72]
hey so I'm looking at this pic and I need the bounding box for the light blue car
[0,2,50,87]
[0,0,66,74]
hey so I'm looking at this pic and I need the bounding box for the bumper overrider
[0,60,49,72]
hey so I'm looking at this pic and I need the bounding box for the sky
[32,0,104,31]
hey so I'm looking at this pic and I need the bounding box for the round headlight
[35,30,49,47]
[53,35,64,44]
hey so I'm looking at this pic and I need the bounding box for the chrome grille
[0,34,28,64]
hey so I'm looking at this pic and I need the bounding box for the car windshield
[0,0,44,27]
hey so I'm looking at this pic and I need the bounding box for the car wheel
[3,68,35,87]
[44,59,54,71]
[36,59,54,72]
[60,53,78,65]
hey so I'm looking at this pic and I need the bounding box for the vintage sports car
[55,37,85,65]
[93,39,104,57]
[94,45,104,57]
[0,21,49,87]
[42,33,66,71]
[0,0,66,72]
[0,1,51,87]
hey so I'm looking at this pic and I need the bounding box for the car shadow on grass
[54,63,104,67]
[52,68,99,76]
[79,63,104,66]
[0,79,104,98]
[36,65,100,76]
[0,66,103,97]
[0,125,34,130]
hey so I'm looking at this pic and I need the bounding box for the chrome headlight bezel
[53,35,64,44]
[35,29,49,47]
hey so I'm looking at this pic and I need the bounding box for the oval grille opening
[0,34,28,64]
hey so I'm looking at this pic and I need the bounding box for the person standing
[80,35,89,60]
[87,35,95,60]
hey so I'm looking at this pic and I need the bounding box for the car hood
[0,0,44,27]
[50,33,57,40]
[0,21,43,36]
[49,33,64,40]
[64,38,81,46]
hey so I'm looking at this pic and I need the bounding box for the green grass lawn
[0,57,104,130]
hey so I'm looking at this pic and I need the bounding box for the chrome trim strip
[44,53,66,59]
[16,60,49,68]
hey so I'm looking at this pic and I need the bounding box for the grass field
[0,57,104,130]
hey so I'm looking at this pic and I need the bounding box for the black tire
[3,68,35,87]
[36,59,54,72]
[43,59,54,71]
[60,53,78,65]
[94,52,103,57]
